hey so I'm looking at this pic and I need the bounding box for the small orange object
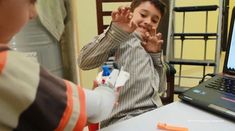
[157,122,189,131]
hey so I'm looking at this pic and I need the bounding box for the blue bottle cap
[102,65,111,76]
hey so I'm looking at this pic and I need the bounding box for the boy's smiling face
[0,0,37,43]
[131,1,162,37]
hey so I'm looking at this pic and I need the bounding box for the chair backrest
[161,63,176,105]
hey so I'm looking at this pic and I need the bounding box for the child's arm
[78,6,136,70]
[141,27,166,95]
[0,50,117,130]
[150,51,167,96]
[78,23,130,70]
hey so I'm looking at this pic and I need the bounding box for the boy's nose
[144,17,152,25]
[143,18,153,29]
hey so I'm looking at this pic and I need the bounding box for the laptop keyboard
[205,76,235,94]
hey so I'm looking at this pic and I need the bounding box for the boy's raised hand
[111,6,137,33]
[142,27,163,53]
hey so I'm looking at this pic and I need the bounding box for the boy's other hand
[111,6,137,33]
[142,27,163,53]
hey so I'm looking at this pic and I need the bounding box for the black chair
[161,63,176,105]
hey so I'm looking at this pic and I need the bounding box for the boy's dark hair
[130,0,166,16]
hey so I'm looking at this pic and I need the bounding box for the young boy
[78,0,167,128]
[0,0,117,130]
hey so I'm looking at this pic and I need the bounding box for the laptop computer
[179,6,235,121]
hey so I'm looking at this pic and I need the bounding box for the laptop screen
[224,7,235,75]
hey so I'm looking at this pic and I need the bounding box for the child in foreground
[0,0,118,130]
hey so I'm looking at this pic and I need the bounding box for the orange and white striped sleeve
[0,47,87,131]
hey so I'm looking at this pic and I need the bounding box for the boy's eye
[152,19,158,24]
[140,13,147,18]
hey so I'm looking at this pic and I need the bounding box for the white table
[101,101,235,131]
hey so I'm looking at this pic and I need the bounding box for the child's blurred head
[0,0,37,43]
[130,0,166,16]
[129,0,166,36]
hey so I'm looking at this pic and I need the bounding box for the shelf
[174,33,217,37]
[166,1,224,89]
[169,59,216,66]
[174,5,218,12]
[173,33,217,40]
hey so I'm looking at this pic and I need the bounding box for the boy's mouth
[137,26,150,34]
